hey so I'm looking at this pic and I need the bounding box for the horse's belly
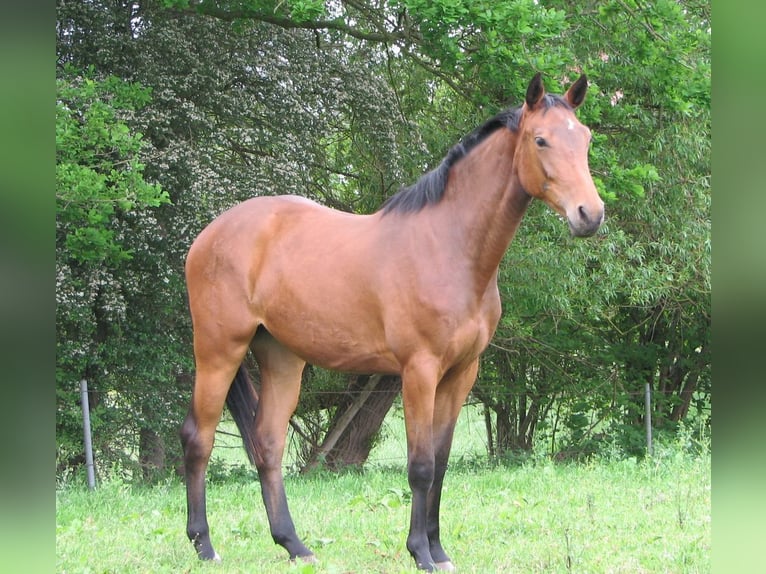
[260,306,400,375]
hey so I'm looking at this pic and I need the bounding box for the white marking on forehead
[567,118,575,130]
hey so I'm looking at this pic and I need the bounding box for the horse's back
[187,194,361,271]
[185,195,398,372]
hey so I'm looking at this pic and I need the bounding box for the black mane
[381,94,570,215]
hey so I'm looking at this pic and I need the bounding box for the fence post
[644,382,653,456]
[80,379,96,489]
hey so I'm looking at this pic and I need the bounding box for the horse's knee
[408,457,435,491]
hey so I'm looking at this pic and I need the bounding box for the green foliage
[56,66,169,264]
[162,0,329,25]
[56,59,189,480]
[467,0,710,459]
[396,0,571,107]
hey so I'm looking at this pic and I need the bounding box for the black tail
[225,364,259,465]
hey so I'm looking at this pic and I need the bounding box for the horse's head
[515,73,604,237]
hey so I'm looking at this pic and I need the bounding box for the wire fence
[211,400,492,472]
[64,380,711,482]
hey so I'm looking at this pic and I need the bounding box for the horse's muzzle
[569,203,605,237]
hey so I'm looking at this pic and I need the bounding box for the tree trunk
[303,374,401,471]
[138,428,165,482]
[483,403,495,458]
[139,426,166,482]
[671,370,700,422]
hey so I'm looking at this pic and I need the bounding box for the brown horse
[181,73,604,571]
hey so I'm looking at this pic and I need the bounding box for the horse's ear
[525,73,545,110]
[565,74,588,109]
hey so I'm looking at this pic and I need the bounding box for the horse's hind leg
[181,361,246,560]
[181,314,253,561]
[250,330,314,561]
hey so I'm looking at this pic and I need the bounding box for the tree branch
[181,1,420,44]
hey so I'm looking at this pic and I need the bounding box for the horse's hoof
[198,551,221,562]
[435,560,456,571]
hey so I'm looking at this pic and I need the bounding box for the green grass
[56,436,710,573]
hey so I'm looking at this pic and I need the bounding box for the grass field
[56,408,710,573]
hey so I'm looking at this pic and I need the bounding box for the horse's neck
[437,128,531,287]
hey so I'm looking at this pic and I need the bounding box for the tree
[56,65,181,478]
[56,66,169,265]
[476,0,711,458]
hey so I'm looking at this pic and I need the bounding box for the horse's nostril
[571,203,604,237]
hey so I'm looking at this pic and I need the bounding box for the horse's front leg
[427,359,480,572]
[401,358,441,571]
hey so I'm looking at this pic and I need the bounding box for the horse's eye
[535,136,548,148]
